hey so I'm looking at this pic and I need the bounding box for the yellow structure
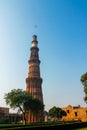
[62,105,87,122]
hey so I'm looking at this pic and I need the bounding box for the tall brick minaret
[26,35,44,122]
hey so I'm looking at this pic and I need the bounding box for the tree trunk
[23,112,26,125]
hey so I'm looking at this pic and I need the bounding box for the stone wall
[62,105,87,122]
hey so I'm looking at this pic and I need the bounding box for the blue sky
[0,0,87,112]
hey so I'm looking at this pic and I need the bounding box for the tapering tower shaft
[26,35,44,122]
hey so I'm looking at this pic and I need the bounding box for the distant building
[44,111,49,122]
[8,113,22,123]
[0,107,21,123]
[62,105,87,122]
[0,107,9,118]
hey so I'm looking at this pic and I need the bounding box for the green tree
[30,98,44,114]
[48,106,66,121]
[4,89,44,124]
[80,72,87,103]
[29,98,44,122]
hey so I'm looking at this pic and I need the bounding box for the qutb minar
[26,35,44,122]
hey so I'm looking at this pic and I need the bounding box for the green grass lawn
[0,122,87,130]
[74,128,87,130]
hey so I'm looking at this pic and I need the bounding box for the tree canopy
[48,106,66,121]
[4,89,32,110]
[80,72,87,103]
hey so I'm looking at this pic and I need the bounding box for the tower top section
[32,35,38,47]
